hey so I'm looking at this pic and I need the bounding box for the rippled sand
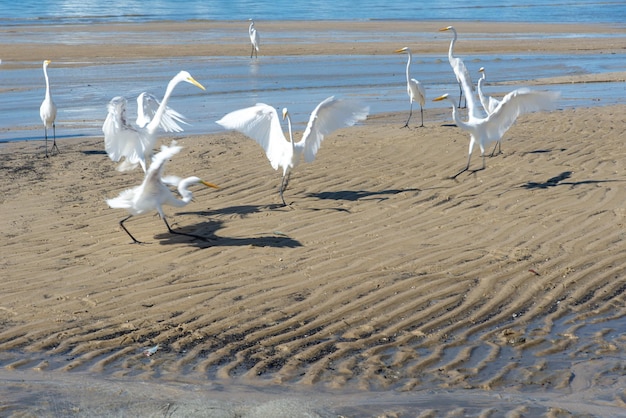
[1,20,625,417]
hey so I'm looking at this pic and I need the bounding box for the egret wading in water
[439,26,474,109]
[102,71,205,172]
[216,96,369,206]
[395,47,426,128]
[106,142,219,244]
[477,67,504,155]
[40,60,58,157]
[249,19,260,58]
[433,67,560,179]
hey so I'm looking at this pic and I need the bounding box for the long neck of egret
[284,112,295,152]
[477,77,488,112]
[447,28,458,63]
[146,76,180,134]
[43,63,52,100]
[444,97,469,131]
[404,50,412,85]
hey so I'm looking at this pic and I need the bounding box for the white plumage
[395,47,426,128]
[434,65,560,178]
[102,71,205,172]
[439,26,475,111]
[477,67,501,115]
[216,96,369,205]
[106,142,219,243]
[249,19,260,58]
[135,92,189,132]
[40,59,58,157]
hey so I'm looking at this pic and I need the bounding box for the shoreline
[1,20,625,66]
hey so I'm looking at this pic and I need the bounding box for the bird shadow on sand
[157,207,302,249]
[178,203,288,219]
[306,188,421,203]
[521,171,622,189]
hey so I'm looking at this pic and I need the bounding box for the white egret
[477,67,504,155]
[40,60,58,157]
[249,19,260,58]
[439,26,474,109]
[216,96,369,206]
[102,71,205,172]
[433,64,560,179]
[477,67,500,115]
[395,47,426,128]
[106,142,219,244]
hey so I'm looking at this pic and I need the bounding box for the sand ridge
[1,104,625,412]
[1,20,625,416]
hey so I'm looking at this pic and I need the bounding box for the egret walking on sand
[102,71,205,172]
[40,60,58,157]
[439,26,474,109]
[249,19,260,58]
[106,142,219,244]
[216,96,369,206]
[433,67,560,179]
[395,47,426,128]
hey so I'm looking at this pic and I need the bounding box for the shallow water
[0,52,623,143]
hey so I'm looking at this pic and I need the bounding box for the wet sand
[1,21,626,416]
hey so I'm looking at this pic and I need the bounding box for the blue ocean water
[3,0,626,25]
[1,1,624,142]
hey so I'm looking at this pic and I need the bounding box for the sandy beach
[1,21,626,416]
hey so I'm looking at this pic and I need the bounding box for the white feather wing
[216,104,290,171]
[485,89,560,142]
[136,92,188,132]
[102,96,146,171]
[301,96,369,163]
[102,96,129,135]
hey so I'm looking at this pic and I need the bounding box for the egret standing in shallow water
[249,19,260,58]
[40,60,58,157]
[439,26,474,109]
[395,47,426,128]
[106,142,219,244]
[216,96,369,206]
[433,63,560,179]
[102,71,205,172]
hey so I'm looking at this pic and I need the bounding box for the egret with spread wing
[102,71,205,172]
[395,47,426,128]
[433,62,560,179]
[439,26,474,109]
[216,96,369,206]
[249,19,260,58]
[106,142,219,244]
[40,60,58,157]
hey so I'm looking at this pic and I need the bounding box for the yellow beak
[433,95,448,102]
[188,76,206,91]
[201,180,220,189]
